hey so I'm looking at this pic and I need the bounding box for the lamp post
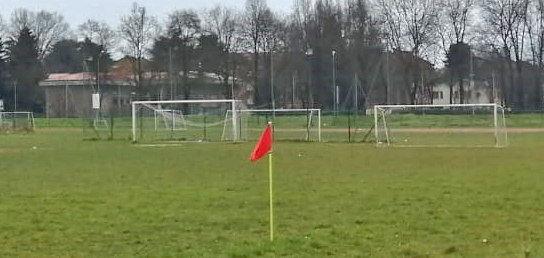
[14,79,17,112]
[86,49,105,122]
[98,49,106,95]
[271,51,275,122]
[332,50,337,116]
[305,48,313,109]
[305,48,313,141]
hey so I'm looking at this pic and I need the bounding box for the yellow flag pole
[268,150,274,241]
[268,120,274,242]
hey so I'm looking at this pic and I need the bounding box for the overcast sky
[0,0,293,29]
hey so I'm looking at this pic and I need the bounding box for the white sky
[0,0,293,30]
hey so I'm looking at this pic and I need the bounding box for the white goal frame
[0,111,36,131]
[373,103,508,148]
[132,99,239,142]
[223,108,322,142]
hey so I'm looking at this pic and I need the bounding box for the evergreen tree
[44,39,84,73]
[79,37,113,92]
[9,27,45,112]
[446,42,471,104]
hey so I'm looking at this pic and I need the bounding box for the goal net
[222,109,321,142]
[154,109,187,131]
[132,99,239,142]
[0,112,35,131]
[373,104,508,147]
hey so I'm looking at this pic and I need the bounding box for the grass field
[1,126,543,257]
[24,112,544,144]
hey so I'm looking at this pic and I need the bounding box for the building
[432,80,496,105]
[39,72,133,118]
[39,56,253,118]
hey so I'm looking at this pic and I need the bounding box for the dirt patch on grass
[36,128,82,133]
[0,148,19,155]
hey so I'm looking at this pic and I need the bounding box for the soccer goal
[132,99,239,142]
[373,104,508,148]
[222,109,321,142]
[0,112,35,131]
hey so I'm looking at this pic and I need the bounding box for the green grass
[35,112,544,130]
[1,131,543,257]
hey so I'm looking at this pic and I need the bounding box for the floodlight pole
[132,102,136,142]
[170,47,175,100]
[14,79,17,112]
[332,50,337,116]
[271,51,275,123]
[306,48,313,109]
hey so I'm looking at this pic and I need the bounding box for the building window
[433,91,444,100]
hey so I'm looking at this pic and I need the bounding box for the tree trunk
[253,49,259,106]
[499,56,507,106]
[459,73,464,104]
[506,53,516,108]
[449,74,454,104]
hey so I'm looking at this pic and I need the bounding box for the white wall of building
[433,81,495,104]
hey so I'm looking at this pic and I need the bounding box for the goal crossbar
[374,103,499,109]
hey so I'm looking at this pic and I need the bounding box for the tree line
[1,0,544,112]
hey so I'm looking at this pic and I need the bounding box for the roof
[44,73,89,81]
[39,72,133,87]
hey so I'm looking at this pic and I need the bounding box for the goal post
[373,103,508,148]
[0,112,35,131]
[222,108,322,142]
[132,99,239,142]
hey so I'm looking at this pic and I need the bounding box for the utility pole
[354,74,358,117]
[292,73,296,108]
[169,47,174,100]
[386,48,390,104]
[332,50,337,116]
[14,80,17,112]
[492,70,496,104]
[271,51,275,122]
[306,48,313,109]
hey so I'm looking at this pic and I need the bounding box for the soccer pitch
[1,129,543,257]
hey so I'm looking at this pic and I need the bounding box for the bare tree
[79,20,117,51]
[377,0,439,104]
[34,11,70,60]
[260,11,288,108]
[344,0,383,107]
[289,0,314,107]
[9,8,34,36]
[0,14,6,37]
[167,9,201,100]
[438,0,474,48]
[438,0,474,104]
[119,2,159,95]
[526,0,544,109]
[202,5,240,98]
[9,9,69,60]
[243,0,269,106]
[482,0,529,108]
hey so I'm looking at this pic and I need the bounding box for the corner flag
[250,123,272,162]
[249,122,275,241]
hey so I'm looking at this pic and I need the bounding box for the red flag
[250,124,272,162]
